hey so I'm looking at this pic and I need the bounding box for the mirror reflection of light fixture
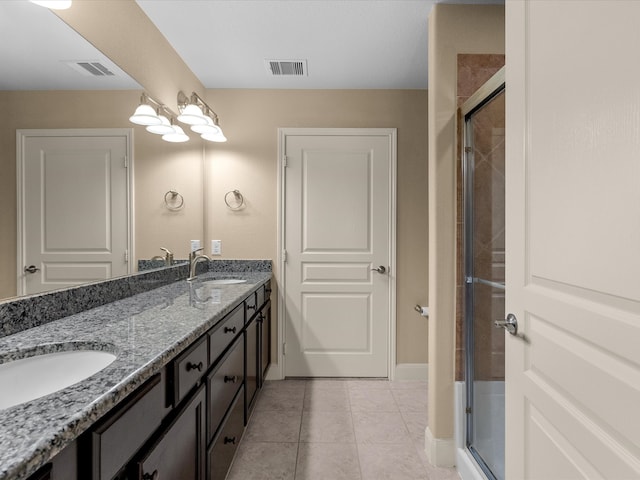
[29,0,72,9]
[162,123,190,143]
[146,114,174,135]
[178,91,227,142]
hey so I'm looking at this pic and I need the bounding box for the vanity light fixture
[130,93,189,142]
[145,114,174,135]
[177,92,208,126]
[29,0,72,9]
[129,93,162,126]
[162,121,190,143]
[177,91,227,143]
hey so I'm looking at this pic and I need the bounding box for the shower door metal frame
[461,66,505,480]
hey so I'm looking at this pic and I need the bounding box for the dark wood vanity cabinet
[68,281,272,480]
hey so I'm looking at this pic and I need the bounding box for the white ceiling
[1,0,503,91]
[0,1,140,90]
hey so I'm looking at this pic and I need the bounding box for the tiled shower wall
[455,54,506,382]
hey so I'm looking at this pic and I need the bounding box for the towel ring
[164,190,184,211]
[224,190,245,210]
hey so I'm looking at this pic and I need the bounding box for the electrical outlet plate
[211,240,222,255]
[190,240,201,252]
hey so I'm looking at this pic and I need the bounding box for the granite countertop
[0,271,271,480]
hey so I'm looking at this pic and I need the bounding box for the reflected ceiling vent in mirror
[265,59,307,76]
[64,61,115,77]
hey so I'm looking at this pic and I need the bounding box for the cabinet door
[207,388,245,480]
[133,385,205,480]
[245,317,258,417]
[258,301,271,387]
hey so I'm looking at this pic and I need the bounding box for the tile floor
[226,379,460,480]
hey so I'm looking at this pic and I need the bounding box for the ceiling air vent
[265,59,307,76]
[64,61,115,77]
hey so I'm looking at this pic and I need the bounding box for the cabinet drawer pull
[142,470,159,480]
[247,304,257,311]
[224,326,237,334]
[257,313,264,323]
[223,436,236,445]
[186,361,203,372]
[224,375,238,383]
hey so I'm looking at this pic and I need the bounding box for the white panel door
[19,130,131,295]
[283,130,395,377]
[506,1,640,478]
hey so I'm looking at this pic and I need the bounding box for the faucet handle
[160,247,172,254]
[189,247,204,262]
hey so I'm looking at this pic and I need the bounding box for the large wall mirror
[0,1,205,301]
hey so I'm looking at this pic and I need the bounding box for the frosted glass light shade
[30,0,72,9]
[146,115,175,135]
[129,104,161,126]
[162,125,189,143]
[190,117,221,135]
[177,104,208,125]
[201,129,227,143]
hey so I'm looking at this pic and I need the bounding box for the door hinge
[124,156,128,168]
[466,407,472,414]
[124,250,129,263]
[464,146,472,154]
[283,156,288,167]
[282,250,287,263]
[282,342,286,355]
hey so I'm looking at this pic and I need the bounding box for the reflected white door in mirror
[17,129,133,296]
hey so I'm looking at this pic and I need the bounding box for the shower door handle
[495,313,518,336]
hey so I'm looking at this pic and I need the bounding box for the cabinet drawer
[209,303,243,365]
[245,292,258,320]
[91,374,165,480]
[207,335,244,442]
[171,336,207,405]
[207,387,245,480]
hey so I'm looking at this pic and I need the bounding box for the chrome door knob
[371,265,387,274]
[24,265,40,274]
[495,313,518,336]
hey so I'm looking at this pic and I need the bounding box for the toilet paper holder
[414,304,429,317]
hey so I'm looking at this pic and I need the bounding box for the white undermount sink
[0,349,117,410]
[205,279,247,285]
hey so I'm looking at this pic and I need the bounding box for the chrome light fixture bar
[177,91,227,143]
[130,93,189,143]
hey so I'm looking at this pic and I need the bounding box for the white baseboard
[424,426,455,467]
[264,363,283,381]
[264,362,428,382]
[394,363,428,381]
[456,447,489,480]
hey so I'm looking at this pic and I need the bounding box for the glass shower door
[463,77,505,480]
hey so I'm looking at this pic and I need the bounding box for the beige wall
[204,89,429,365]
[426,3,505,464]
[0,90,204,299]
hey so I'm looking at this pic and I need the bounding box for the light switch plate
[190,240,201,252]
[211,240,222,255]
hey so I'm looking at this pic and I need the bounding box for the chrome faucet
[188,248,210,281]
[160,247,174,266]
[151,247,174,266]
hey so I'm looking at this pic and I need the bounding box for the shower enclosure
[461,67,505,480]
